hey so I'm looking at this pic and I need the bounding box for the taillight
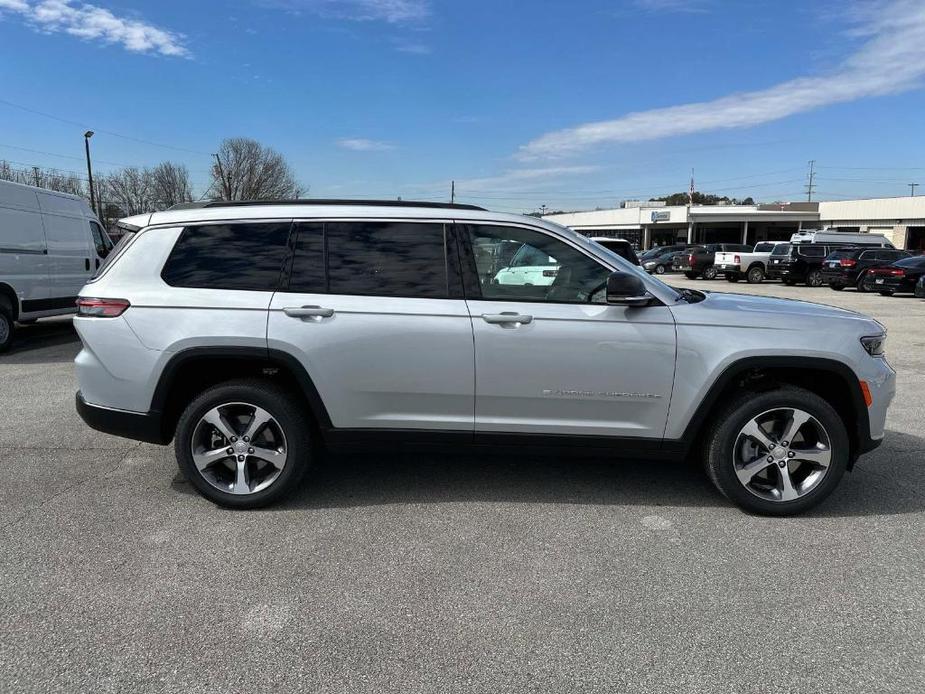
[688,254,695,264]
[839,258,857,267]
[734,255,741,264]
[889,269,905,277]
[76,297,131,317]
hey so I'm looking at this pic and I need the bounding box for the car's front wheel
[175,380,312,508]
[654,264,666,275]
[0,304,14,354]
[703,387,848,516]
[806,269,824,287]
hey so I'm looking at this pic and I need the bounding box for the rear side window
[799,245,826,257]
[161,222,291,291]
[770,244,790,256]
[289,221,450,298]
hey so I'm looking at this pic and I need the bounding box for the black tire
[746,266,765,284]
[175,379,312,509]
[703,386,849,516]
[703,266,718,280]
[655,264,666,275]
[684,272,699,279]
[725,274,739,283]
[0,304,14,354]
[855,273,870,293]
[829,283,845,291]
[806,270,824,287]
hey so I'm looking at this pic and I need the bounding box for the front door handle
[283,306,335,319]
[482,312,533,325]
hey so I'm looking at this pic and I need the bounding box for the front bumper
[76,392,169,445]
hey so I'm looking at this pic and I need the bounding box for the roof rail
[168,199,486,212]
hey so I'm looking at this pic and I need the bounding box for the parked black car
[673,243,752,280]
[862,255,925,295]
[590,237,640,266]
[821,247,912,291]
[642,248,691,275]
[768,243,854,287]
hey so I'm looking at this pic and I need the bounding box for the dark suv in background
[768,244,850,286]
[674,243,752,280]
[821,248,911,291]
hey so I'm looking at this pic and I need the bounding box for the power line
[0,97,213,157]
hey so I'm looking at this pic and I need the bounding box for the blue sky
[1,0,924,212]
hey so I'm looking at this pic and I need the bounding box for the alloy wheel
[732,407,832,503]
[190,402,288,495]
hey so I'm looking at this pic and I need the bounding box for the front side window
[465,225,611,303]
[161,222,291,291]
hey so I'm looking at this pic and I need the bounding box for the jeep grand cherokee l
[74,200,895,515]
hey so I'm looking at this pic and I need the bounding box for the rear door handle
[283,306,335,319]
[482,312,533,325]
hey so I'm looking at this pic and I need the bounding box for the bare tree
[150,161,193,208]
[211,137,302,201]
[99,167,154,217]
[0,161,86,196]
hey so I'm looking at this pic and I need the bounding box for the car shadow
[3,318,80,364]
[266,429,924,518]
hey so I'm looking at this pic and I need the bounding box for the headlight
[861,334,886,356]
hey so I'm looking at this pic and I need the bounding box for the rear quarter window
[161,222,291,291]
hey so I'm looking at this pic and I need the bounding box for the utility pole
[32,166,40,187]
[84,131,97,218]
[450,180,455,204]
[805,160,816,202]
[212,153,228,200]
[909,183,919,197]
[540,204,548,216]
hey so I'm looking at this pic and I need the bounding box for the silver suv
[74,200,895,515]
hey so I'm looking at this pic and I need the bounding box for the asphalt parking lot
[1,279,922,694]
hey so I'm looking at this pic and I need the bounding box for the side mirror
[606,272,651,307]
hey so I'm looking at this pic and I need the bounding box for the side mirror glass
[606,272,651,307]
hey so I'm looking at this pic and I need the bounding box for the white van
[0,179,112,351]
[790,229,893,247]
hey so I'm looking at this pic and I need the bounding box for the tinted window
[89,221,113,258]
[466,225,611,304]
[161,222,290,291]
[799,245,826,257]
[326,221,448,298]
[770,244,791,256]
[827,249,857,260]
[895,256,925,268]
[289,222,326,293]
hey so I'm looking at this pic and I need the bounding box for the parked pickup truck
[716,241,789,283]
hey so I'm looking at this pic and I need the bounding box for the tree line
[0,137,302,227]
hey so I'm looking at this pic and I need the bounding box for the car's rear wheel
[746,266,765,284]
[702,266,718,280]
[0,304,14,354]
[175,380,311,508]
[855,273,870,293]
[703,387,848,516]
[806,269,824,287]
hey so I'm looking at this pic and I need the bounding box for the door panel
[268,295,474,430]
[460,223,676,439]
[468,300,676,437]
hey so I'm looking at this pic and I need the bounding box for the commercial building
[544,196,925,251]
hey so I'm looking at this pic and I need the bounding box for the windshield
[770,244,791,256]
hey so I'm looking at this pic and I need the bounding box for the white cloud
[443,165,601,193]
[519,0,925,159]
[1,0,189,56]
[264,0,429,24]
[337,138,397,151]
